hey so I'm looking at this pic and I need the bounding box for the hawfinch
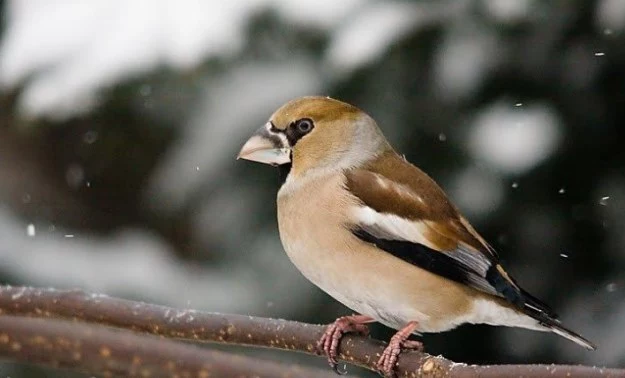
[238,96,595,376]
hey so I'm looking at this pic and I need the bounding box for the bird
[237,96,596,377]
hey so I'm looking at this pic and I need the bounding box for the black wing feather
[352,227,558,319]
[353,228,478,286]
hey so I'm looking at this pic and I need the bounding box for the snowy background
[1,0,624,375]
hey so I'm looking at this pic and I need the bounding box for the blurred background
[0,0,624,376]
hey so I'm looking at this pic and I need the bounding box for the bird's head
[238,96,389,178]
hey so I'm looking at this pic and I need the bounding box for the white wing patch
[351,206,434,248]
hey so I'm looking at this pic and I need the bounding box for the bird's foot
[377,321,422,378]
[317,314,374,374]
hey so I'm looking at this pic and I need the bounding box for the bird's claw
[376,321,422,377]
[376,338,423,377]
[317,315,371,373]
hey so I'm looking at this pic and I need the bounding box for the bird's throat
[278,163,292,184]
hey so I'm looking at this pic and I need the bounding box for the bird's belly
[281,236,475,333]
[323,283,425,332]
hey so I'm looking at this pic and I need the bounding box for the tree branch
[0,286,621,377]
[0,315,341,378]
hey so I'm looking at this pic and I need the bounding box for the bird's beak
[237,123,291,166]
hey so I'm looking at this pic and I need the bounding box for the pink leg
[317,314,375,372]
[377,321,423,377]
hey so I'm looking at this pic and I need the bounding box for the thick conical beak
[237,124,291,166]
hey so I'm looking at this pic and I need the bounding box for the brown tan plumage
[238,96,595,377]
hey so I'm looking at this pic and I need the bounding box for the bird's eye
[294,118,314,134]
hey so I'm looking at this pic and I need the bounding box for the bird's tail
[515,287,596,350]
[520,295,596,350]
[545,320,596,350]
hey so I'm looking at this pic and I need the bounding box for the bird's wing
[344,152,556,318]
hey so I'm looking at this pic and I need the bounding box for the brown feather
[270,96,361,131]
[345,150,491,256]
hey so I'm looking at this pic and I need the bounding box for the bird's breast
[277,174,353,288]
